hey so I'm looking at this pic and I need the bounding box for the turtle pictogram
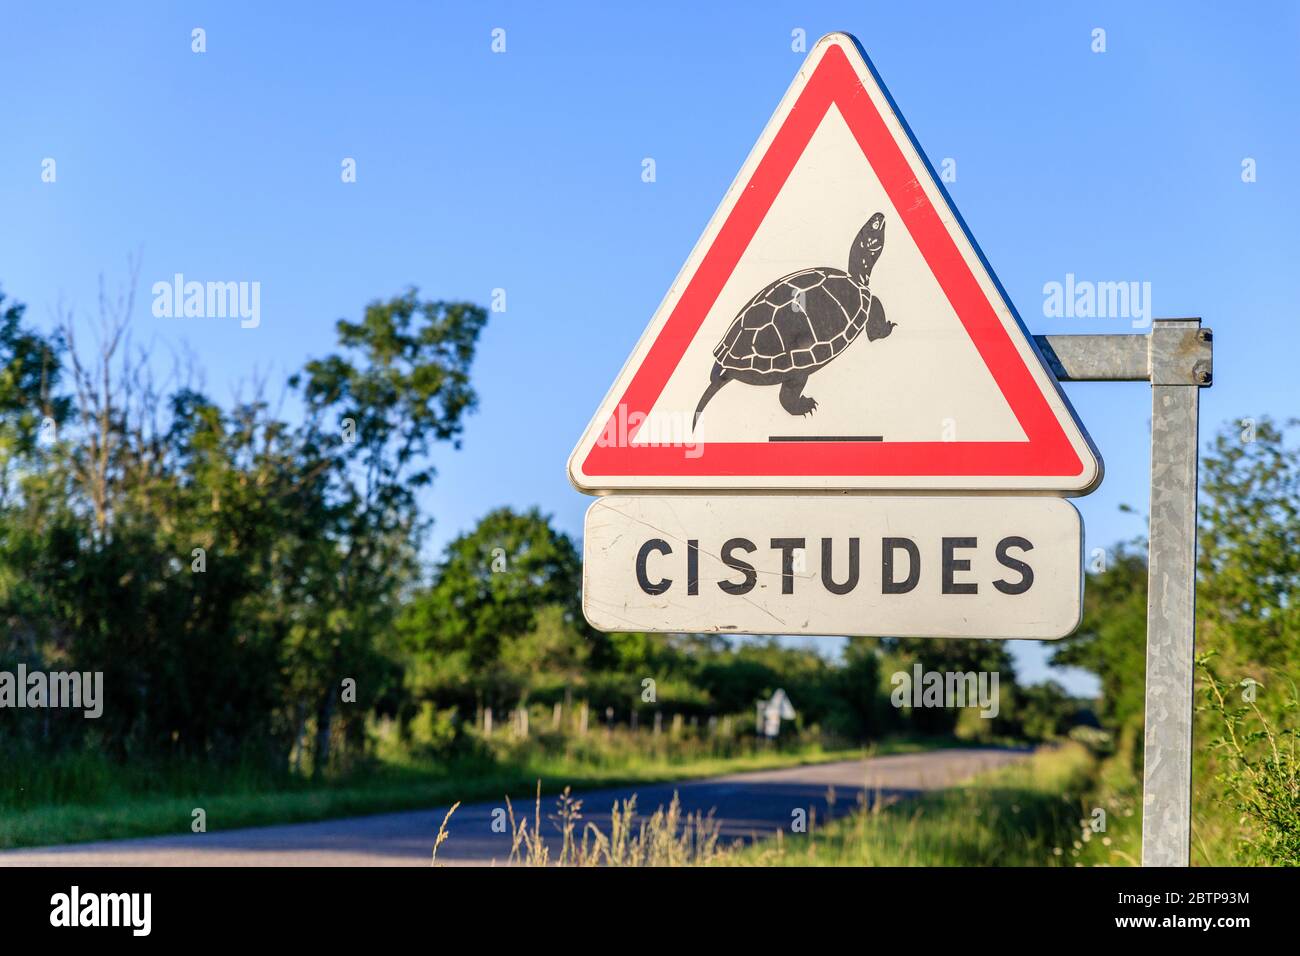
[692,212,896,429]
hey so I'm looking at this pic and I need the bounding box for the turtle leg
[778,375,818,417]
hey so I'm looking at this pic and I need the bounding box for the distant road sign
[569,32,1099,494]
[582,495,1082,640]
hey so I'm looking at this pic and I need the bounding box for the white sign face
[569,32,1100,494]
[583,495,1083,640]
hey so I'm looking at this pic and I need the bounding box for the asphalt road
[0,747,1028,866]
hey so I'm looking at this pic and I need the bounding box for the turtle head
[850,212,886,285]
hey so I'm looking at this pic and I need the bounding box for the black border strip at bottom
[0,865,1290,941]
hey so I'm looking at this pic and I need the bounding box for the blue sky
[3,2,1298,693]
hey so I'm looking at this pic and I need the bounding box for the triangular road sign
[569,32,1100,494]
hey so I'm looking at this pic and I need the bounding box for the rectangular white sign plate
[583,495,1082,640]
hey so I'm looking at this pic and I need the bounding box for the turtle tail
[693,365,729,431]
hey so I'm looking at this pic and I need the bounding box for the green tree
[1052,417,1300,862]
[499,604,591,704]
[1198,417,1300,689]
[0,282,487,776]
[400,507,591,712]
[832,638,885,739]
[1051,544,1147,759]
[291,289,488,772]
[883,638,1016,736]
[1013,680,1080,741]
[0,288,67,478]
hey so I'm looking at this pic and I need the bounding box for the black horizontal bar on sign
[767,435,884,442]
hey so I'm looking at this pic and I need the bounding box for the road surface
[0,747,1028,866]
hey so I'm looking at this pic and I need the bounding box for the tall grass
[726,744,1097,867]
[0,745,301,811]
[440,782,728,867]
[1071,744,1141,867]
[433,745,1099,867]
[1197,655,1300,865]
[0,727,859,850]
[1074,660,1300,867]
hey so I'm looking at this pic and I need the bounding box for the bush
[1198,655,1300,865]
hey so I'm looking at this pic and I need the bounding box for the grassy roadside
[3,738,933,850]
[1072,744,1252,867]
[718,742,1099,866]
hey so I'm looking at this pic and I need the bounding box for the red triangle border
[582,43,1083,481]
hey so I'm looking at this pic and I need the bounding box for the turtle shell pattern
[713,268,872,375]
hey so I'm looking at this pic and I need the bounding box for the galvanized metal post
[1035,320,1212,866]
[1142,319,1210,865]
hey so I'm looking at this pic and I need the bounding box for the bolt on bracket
[1149,319,1212,386]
